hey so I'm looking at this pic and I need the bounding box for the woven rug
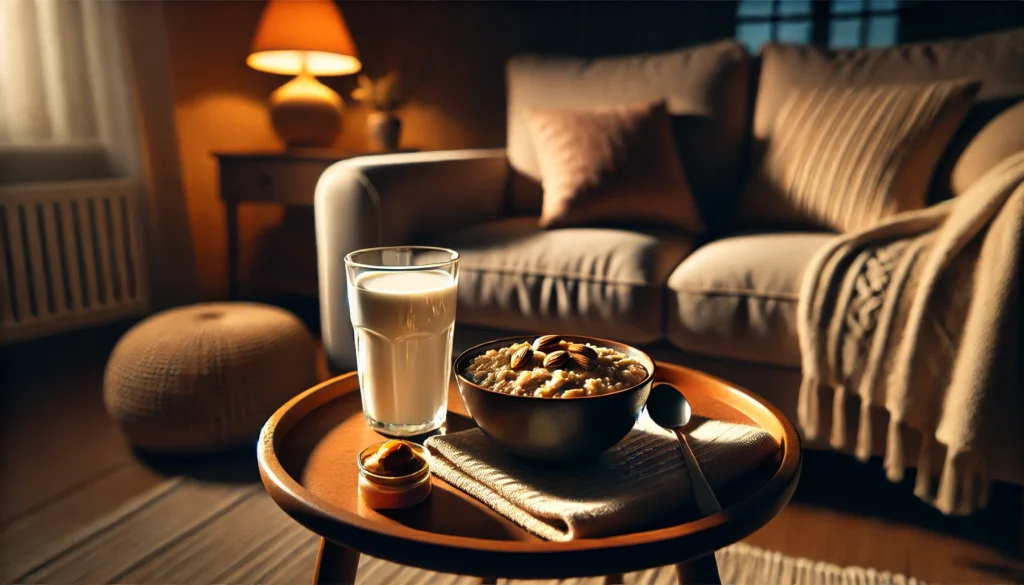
[7,477,926,585]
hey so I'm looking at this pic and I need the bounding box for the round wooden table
[257,362,801,585]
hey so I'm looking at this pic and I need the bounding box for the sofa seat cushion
[422,217,695,343]
[666,232,837,367]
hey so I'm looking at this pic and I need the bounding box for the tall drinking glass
[345,246,459,436]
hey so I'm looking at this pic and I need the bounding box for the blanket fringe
[830,386,847,449]
[879,426,993,516]
[913,433,933,502]
[798,376,822,441]
[884,419,906,483]
[854,401,873,462]
[928,451,990,515]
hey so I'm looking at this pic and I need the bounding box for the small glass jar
[357,441,432,509]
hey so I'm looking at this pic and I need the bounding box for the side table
[257,362,801,584]
[215,149,407,299]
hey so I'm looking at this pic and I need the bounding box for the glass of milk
[345,246,459,436]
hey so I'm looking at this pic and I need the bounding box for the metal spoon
[646,383,722,515]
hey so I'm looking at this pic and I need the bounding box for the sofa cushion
[666,232,837,367]
[949,99,1024,196]
[528,101,704,233]
[421,217,695,344]
[506,40,750,230]
[738,80,979,231]
[742,27,1024,208]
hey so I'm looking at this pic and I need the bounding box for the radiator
[0,179,149,344]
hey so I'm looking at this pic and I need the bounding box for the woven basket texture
[103,302,315,453]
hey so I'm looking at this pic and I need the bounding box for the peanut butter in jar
[357,440,432,509]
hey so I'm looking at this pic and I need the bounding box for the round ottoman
[104,302,315,454]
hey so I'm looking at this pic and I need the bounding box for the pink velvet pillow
[527,102,705,233]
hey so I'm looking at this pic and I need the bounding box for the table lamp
[246,0,362,148]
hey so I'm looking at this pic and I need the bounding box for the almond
[532,334,562,353]
[510,345,534,370]
[570,351,597,370]
[543,350,570,369]
[566,343,598,360]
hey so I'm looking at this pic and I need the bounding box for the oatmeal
[463,336,648,398]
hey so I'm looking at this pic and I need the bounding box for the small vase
[366,111,402,152]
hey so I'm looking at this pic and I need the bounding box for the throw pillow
[947,99,1024,198]
[737,80,979,232]
[506,40,751,228]
[528,101,704,233]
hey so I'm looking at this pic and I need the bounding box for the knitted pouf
[104,302,315,454]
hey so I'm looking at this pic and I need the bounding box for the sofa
[315,29,1024,489]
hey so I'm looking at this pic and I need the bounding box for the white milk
[348,269,457,433]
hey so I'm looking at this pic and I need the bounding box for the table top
[257,362,801,579]
[213,148,418,162]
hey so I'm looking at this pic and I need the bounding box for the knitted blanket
[797,152,1024,515]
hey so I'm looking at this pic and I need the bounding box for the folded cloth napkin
[425,411,779,541]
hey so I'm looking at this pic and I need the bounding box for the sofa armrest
[315,148,509,372]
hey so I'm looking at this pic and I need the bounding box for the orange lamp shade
[246,0,362,77]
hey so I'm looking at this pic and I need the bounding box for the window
[735,0,901,51]
[737,0,814,47]
[829,0,900,48]
[0,0,136,177]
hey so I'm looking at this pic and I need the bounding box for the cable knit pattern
[839,241,911,376]
[528,101,705,233]
[741,81,979,232]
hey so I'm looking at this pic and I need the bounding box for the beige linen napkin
[424,411,778,541]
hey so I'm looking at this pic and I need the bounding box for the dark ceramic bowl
[453,335,656,463]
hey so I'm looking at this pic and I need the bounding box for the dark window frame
[736,0,906,48]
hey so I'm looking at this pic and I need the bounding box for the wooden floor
[1,321,1022,584]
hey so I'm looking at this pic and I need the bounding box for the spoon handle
[673,429,722,515]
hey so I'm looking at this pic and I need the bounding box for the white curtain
[0,0,138,176]
[0,0,199,316]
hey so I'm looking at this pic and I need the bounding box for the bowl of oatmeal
[454,335,655,462]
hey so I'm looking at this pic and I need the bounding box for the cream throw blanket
[797,152,1024,515]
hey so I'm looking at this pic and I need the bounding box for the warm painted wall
[164,1,282,300]
[163,0,738,299]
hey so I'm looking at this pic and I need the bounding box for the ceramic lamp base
[269,72,342,148]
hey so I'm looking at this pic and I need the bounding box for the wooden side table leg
[313,538,360,585]
[675,554,721,585]
[225,200,239,300]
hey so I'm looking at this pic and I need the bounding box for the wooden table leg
[675,554,721,585]
[225,200,239,300]
[603,574,626,584]
[313,538,360,585]
[478,578,498,584]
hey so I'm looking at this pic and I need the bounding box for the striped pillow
[738,81,979,232]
